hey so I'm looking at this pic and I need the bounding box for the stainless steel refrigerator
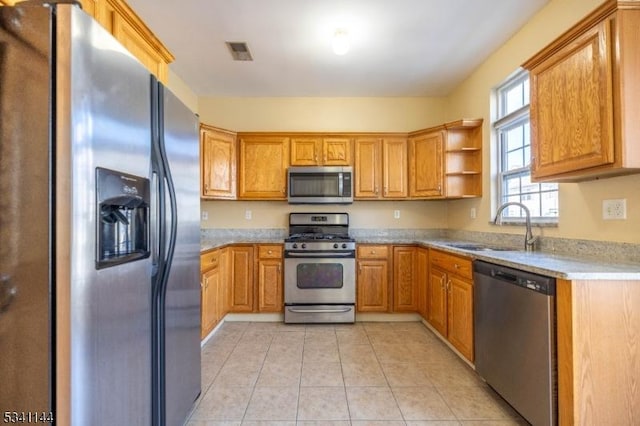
[0,2,201,425]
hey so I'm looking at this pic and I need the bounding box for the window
[494,71,558,222]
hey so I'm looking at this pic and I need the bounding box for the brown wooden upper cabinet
[354,137,408,199]
[81,0,174,83]
[523,0,640,181]
[408,119,482,199]
[200,125,236,199]
[2,1,174,83]
[409,130,444,198]
[443,120,483,198]
[238,135,290,199]
[290,137,352,166]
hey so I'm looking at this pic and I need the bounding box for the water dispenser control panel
[95,167,150,269]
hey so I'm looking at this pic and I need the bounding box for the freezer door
[56,6,153,425]
[160,86,202,426]
[0,5,53,415]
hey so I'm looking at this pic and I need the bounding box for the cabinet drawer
[429,249,472,280]
[201,249,220,272]
[259,245,283,259]
[357,245,389,259]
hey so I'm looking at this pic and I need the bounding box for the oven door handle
[287,307,353,314]
[285,251,354,258]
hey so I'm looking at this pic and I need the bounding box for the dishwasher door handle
[492,270,518,282]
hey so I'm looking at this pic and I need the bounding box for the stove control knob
[343,243,348,249]
[301,243,307,249]
[292,243,298,249]
[333,243,339,249]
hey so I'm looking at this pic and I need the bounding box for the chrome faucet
[494,202,537,252]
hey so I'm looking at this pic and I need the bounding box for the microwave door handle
[338,172,344,196]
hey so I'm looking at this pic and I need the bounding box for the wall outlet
[245,209,252,220]
[393,210,401,219]
[201,211,208,221]
[602,199,626,220]
[470,207,477,219]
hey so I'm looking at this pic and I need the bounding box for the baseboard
[420,318,475,370]
[355,312,422,322]
[224,312,284,322]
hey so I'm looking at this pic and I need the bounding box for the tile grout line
[239,322,272,424]
[366,324,408,424]
[337,328,353,423]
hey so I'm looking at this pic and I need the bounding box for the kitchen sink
[443,243,514,252]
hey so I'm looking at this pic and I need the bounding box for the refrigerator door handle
[150,171,159,275]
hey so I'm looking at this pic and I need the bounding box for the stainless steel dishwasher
[474,260,556,426]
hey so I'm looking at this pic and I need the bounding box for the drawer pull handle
[454,263,460,269]
[211,258,217,263]
[268,250,273,254]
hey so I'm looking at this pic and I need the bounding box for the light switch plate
[201,211,208,221]
[245,210,252,220]
[602,199,626,220]
[393,210,400,219]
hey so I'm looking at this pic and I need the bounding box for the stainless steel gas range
[284,213,356,323]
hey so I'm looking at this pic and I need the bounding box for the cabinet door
[415,247,429,319]
[201,267,219,339]
[201,126,236,199]
[290,137,321,166]
[258,259,283,312]
[447,275,474,362]
[79,0,99,18]
[219,248,230,317]
[357,260,389,312]
[322,138,351,165]
[393,246,417,312]
[427,266,448,336]
[529,20,614,179]
[354,138,381,198]
[409,131,443,197]
[98,0,173,83]
[382,138,408,198]
[229,246,254,312]
[238,136,289,199]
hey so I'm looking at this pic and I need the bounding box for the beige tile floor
[186,321,528,426]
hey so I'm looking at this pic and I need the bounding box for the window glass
[495,71,558,221]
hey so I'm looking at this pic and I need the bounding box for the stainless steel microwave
[287,166,353,204]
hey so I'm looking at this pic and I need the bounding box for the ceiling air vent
[226,42,253,61]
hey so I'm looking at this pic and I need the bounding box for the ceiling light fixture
[332,29,350,55]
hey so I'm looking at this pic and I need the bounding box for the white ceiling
[126,0,549,97]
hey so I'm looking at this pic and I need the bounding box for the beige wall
[201,200,448,230]
[445,0,640,244]
[167,69,199,113]
[197,0,640,243]
[198,97,446,132]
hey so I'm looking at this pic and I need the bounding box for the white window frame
[494,70,558,225]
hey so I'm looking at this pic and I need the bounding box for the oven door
[284,255,355,305]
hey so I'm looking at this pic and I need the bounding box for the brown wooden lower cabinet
[393,246,418,311]
[557,278,640,424]
[200,247,228,339]
[356,245,390,312]
[201,244,285,338]
[427,249,474,362]
[415,247,429,319]
[427,265,448,336]
[229,245,254,312]
[257,245,283,312]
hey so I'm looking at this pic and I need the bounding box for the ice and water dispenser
[96,167,150,269]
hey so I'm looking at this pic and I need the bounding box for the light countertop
[201,234,640,281]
